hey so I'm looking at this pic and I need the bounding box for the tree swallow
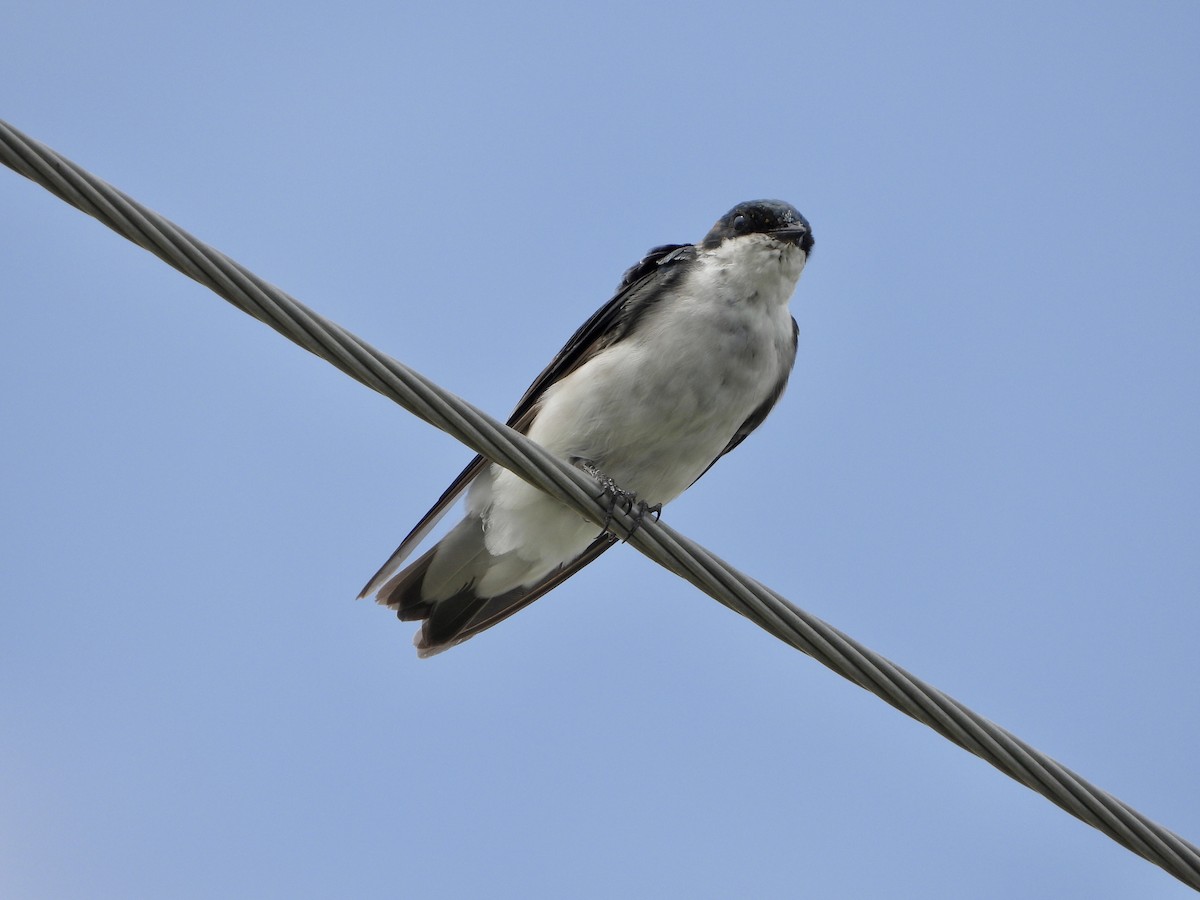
[360,200,814,656]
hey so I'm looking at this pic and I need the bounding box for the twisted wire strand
[2,117,1196,891]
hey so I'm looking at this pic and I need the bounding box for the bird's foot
[576,461,661,542]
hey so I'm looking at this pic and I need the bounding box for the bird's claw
[578,462,660,542]
[629,500,663,541]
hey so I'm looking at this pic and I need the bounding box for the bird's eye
[732,213,748,232]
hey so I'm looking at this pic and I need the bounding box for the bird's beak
[771,225,814,254]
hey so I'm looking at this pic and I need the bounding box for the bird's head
[701,200,814,255]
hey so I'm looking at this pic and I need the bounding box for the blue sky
[2,3,1198,897]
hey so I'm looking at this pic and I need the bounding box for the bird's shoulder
[615,242,695,293]
[506,241,697,428]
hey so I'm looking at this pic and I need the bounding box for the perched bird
[360,200,814,656]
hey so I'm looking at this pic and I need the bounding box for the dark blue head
[702,200,813,254]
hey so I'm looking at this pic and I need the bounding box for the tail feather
[377,546,439,622]
[371,521,619,657]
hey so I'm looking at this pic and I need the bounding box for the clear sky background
[2,3,1198,898]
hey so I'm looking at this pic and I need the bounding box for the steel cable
[2,117,1196,891]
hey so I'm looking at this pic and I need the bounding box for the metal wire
[2,116,1197,891]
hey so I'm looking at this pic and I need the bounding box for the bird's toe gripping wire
[576,461,661,542]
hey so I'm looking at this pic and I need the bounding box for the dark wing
[357,455,487,597]
[505,243,695,427]
[689,316,800,487]
[358,242,697,599]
